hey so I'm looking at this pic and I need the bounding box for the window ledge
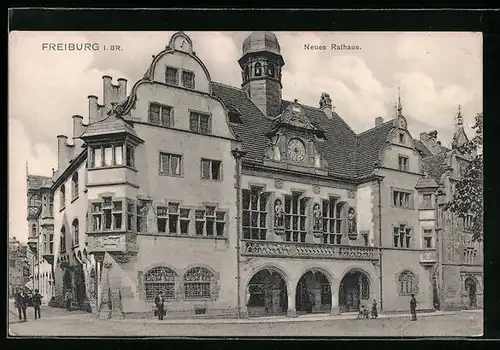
[138,232,227,240]
[71,195,79,204]
[418,207,434,211]
[59,206,66,212]
[391,206,415,210]
[201,178,223,182]
[87,229,127,235]
[88,165,137,172]
[72,244,80,249]
[159,172,183,178]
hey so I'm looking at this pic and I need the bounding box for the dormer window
[228,105,243,124]
[182,70,195,89]
[254,62,262,77]
[399,132,405,143]
[165,66,179,85]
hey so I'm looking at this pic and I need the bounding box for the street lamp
[231,148,247,319]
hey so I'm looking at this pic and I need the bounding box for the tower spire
[397,86,403,117]
[456,104,463,126]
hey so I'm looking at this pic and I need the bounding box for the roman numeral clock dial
[288,138,306,162]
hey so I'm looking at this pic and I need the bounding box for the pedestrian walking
[371,299,378,319]
[15,289,28,322]
[65,290,73,311]
[32,289,42,320]
[154,291,165,320]
[410,294,417,321]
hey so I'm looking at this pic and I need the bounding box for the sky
[8,31,482,242]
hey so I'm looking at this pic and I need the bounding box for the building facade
[9,237,30,297]
[26,31,474,317]
[417,109,483,311]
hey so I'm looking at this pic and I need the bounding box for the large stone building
[416,108,483,311]
[9,237,30,297]
[25,31,480,317]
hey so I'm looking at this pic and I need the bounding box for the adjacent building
[25,31,480,317]
[9,237,30,297]
[416,108,483,311]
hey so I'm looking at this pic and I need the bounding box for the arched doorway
[296,270,331,315]
[465,276,477,309]
[246,269,288,317]
[339,270,370,313]
[74,263,87,307]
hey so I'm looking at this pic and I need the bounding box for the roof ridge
[357,118,395,137]
[212,81,243,92]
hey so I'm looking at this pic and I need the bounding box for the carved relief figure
[347,207,357,234]
[313,203,322,231]
[274,199,284,227]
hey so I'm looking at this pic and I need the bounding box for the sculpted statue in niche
[313,203,322,231]
[274,199,284,228]
[347,207,357,238]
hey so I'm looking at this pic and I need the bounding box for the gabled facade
[26,31,470,318]
[417,107,483,310]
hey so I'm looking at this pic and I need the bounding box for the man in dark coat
[410,294,417,321]
[32,289,42,320]
[14,289,27,321]
[154,291,165,320]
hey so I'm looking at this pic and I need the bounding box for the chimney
[117,78,127,101]
[57,135,69,171]
[375,117,384,127]
[72,115,84,150]
[102,75,113,107]
[88,95,99,124]
[420,132,429,141]
[428,130,438,140]
[319,92,333,119]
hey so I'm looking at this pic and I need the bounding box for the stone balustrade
[242,239,379,261]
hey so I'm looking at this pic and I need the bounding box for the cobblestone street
[9,308,483,338]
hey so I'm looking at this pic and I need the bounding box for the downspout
[377,178,383,312]
[231,148,247,319]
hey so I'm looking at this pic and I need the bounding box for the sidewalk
[107,309,482,325]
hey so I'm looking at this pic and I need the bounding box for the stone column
[331,285,340,315]
[286,284,297,317]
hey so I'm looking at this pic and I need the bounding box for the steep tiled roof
[27,175,51,191]
[415,176,438,189]
[414,140,433,157]
[422,152,448,183]
[211,82,359,178]
[356,120,395,177]
[81,114,137,138]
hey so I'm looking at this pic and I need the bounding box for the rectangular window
[201,159,221,180]
[160,153,182,176]
[216,211,226,236]
[49,233,54,254]
[168,203,179,234]
[112,201,123,230]
[165,66,178,85]
[393,190,412,209]
[189,112,211,134]
[182,70,195,89]
[104,147,113,167]
[93,148,102,168]
[92,202,103,231]
[48,196,54,217]
[126,199,135,231]
[284,193,308,243]
[126,145,135,168]
[205,206,216,236]
[422,193,433,209]
[398,155,409,172]
[195,210,205,236]
[136,201,147,233]
[423,229,433,248]
[322,197,343,244]
[114,146,123,166]
[157,206,168,233]
[149,103,172,127]
[399,133,405,143]
[243,188,268,240]
[180,208,190,235]
[393,224,412,248]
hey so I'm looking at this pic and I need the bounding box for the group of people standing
[14,288,42,322]
[358,295,418,321]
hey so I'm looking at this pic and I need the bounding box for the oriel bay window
[322,197,344,244]
[284,193,309,243]
[243,188,269,240]
[90,143,135,168]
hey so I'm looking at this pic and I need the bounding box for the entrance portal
[465,277,477,309]
[296,271,331,314]
[247,269,288,317]
[339,270,370,313]
[74,263,87,307]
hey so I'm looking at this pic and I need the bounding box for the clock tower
[238,31,285,118]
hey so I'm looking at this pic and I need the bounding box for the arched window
[254,62,262,77]
[398,270,416,295]
[72,172,79,199]
[144,266,176,301]
[60,185,66,209]
[31,224,37,237]
[267,62,275,77]
[60,226,66,253]
[183,267,213,300]
[72,219,79,247]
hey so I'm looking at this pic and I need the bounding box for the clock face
[288,139,306,162]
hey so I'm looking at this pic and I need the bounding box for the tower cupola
[238,31,285,118]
